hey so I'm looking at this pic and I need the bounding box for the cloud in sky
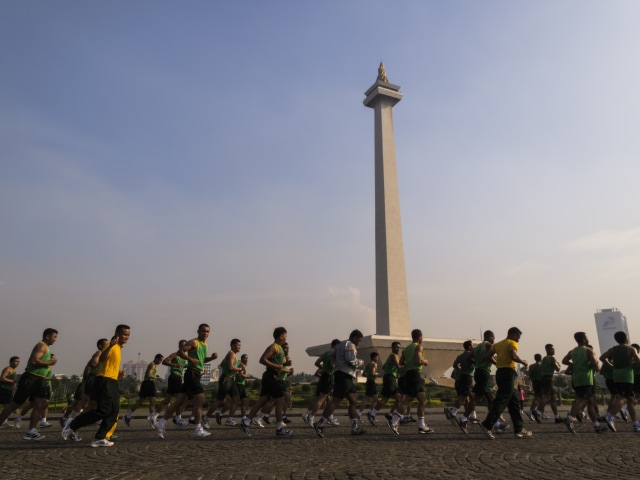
[566,228,640,252]
[1,2,639,376]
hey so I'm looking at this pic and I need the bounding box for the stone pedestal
[306,335,465,386]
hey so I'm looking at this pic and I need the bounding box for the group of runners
[1,323,639,446]
[441,328,640,438]
[0,324,298,445]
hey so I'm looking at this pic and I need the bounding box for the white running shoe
[514,428,533,438]
[251,417,265,428]
[201,415,210,430]
[386,420,399,436]
[173,418,189,427]
[240,419,251,437]
[605,412,616,432]
[194,428,212,438]
[147,415,158,428]
[366,412,377,426]
[155,419,166,439]
[91,438,114,447]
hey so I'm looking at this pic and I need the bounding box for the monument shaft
[364,76,410,337]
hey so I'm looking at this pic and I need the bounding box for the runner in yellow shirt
[479,327,531,440]
[62,324,130,447]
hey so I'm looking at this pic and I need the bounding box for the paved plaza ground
[1,407,639,479]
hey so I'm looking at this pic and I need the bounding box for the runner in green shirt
[0,328,58,441]
[600,331,640,432]
[526,354,543,421]
[155,324,218,439]
[156,339,190,427]
[302,339,340,426]
[366,341,402,425]
[205,338,244,427]
[361,352,379,415]
[387,329,434,436]
[445,340,475,432]
[538,344,562,423]
[240,326,292,437]
[562,332,605,434]
[463,330,496,425]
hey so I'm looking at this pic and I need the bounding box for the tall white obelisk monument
[307,65,464,381]
[363,63,410,337]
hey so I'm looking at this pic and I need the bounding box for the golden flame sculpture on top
[377,62,388,83]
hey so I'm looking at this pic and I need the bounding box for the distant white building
[161,362,219,384]
[202,363,219,384]
[594,308,630,354]
[122,360,148,381]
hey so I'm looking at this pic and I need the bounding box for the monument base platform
[306,335,470,386]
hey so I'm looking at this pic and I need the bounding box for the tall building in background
[594,308,629,354]
[122,360,148,380]
[201,363,219,384]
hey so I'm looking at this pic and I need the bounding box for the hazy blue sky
[1,1,639,377]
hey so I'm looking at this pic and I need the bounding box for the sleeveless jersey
[403,343,423,372]
[0,367,16,393]
[321,350,334,374]
[455,351,475,376]
[235,359,246,386]
[541,356,556,377]
[528,363,542,381]
[364,362,376,380]
[170,356,188,376]
[570,346,594,387]
[221,350,237,378]
[25,342,51,378]
[474,342,493,372]
[611,344,633,383]
[188,340,208,372]
[145,364,157,380]
[383,354,398,377]
[268,344,285,371]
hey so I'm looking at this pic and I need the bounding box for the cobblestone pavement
[2,408,640,479]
